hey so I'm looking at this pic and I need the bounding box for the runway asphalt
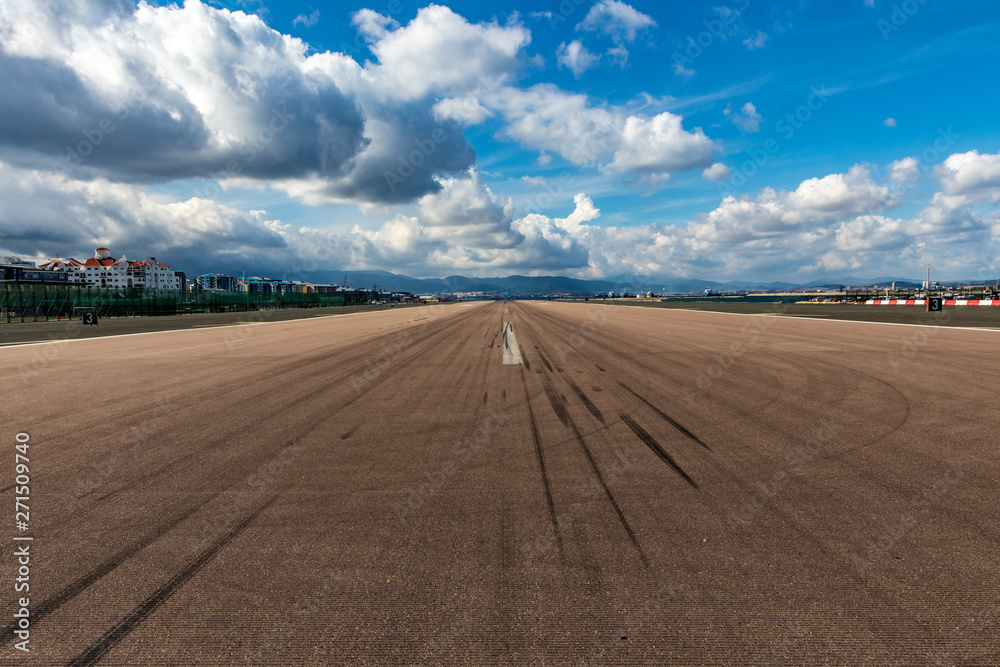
[1,300,998,664]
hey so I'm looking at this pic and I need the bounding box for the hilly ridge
[303,270,936,295]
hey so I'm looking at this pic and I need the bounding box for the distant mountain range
[302,269,945,296]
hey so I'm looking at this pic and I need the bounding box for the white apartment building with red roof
[35,257,88,284]
[42,247,180,289]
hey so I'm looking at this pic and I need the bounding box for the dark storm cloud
[319,107,477,204]
[0,50,370,184]
[0,0,473,205]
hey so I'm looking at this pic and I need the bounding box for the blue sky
[1,0,998,282]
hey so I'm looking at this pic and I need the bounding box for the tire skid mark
[32,341,341,449]
[49,309,478,543]
[34,340,365,487]
[66,495,279,667]
[534,308,848,553]
[516,312,648,564]
[94,373,354,505]
[518,302,880,570]
[69,313,465,508]
[565,378,606,424]
[786,351,913,456]
[6,433,310,646]
[342,307,480,407]
[541,380,648,566]
[0,495,218,646]
[534,304,903,568]
[617,381,712,451]
[536,350,554,373]
[761,353,965,518]
[542,382,570,427]
[520,368,565,564]
[620,413,699,489]
[94,448,203,503]
[339,426,359,440]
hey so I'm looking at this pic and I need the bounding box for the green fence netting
[0,284,359,321]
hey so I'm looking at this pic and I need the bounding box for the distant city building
[3,257,86,285]
[239,277,297,293]
[270,280,297,294]
[298,283,341,294]
[194,273,239,291]
[174,270,188,291]
[239,277,272,293]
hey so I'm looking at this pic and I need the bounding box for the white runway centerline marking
[502,322,522,365]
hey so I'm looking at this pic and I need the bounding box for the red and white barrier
[864,299,999,306]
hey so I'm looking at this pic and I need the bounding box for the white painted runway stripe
[502,322,522,365]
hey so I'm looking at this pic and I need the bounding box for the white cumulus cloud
[490,85,716,176]
[725,102,762,133]
[432,96,493,126]
[576,0,657,43]
[354,5,530,101]
[702,163,732,182]
[889,157,919,184]
[556,40,600,78]
[0,0,495,206]
[743,30,768,50]
[603,112,716,175]
[937,150,1000,204]
[292,10,320,28]
[3,156,998,282]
